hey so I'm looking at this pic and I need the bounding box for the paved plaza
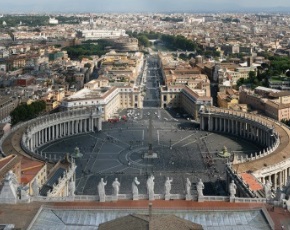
[39,108,261,196]
[38,56,262,196]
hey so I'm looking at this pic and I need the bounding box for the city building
[239,86,290,121]
[0,96,18,122]
[60,80,143,120]
[78,29,127,40]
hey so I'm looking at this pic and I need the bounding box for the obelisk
[144,113,157,158]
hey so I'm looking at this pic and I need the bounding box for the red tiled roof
[240,173,263,191]
[21,157,45,184]
[0,155,15,169]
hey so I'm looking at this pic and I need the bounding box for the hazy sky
[1,0,290,13]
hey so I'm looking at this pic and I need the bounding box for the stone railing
[226,164,258,198]
[202,196,229,202]
[28,193,270,204]
[47,163,76,198]
[234,197,266,203]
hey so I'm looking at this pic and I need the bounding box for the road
[142,55,161,108]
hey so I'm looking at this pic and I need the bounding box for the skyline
[1,0,290,13]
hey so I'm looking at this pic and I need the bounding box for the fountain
[71,147,83,158]
[218,146,231,158]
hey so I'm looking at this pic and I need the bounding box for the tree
[137,35,150,47]
[10,100,46,125]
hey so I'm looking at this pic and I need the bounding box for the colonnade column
[98,117,102,131]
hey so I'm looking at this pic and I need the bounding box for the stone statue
[98,178,107,202]
[32,179,39,196]
[164,177,173,196]
[132,177,140,197]
[69,179,75,197]
[5,170,18,188]
[147,175,155,200]
[197,178,205,197]
[229,180,237,197]
[186,178,191,196]
[112,178,120,196]
[264,180,272,200]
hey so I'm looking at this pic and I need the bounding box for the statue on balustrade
[164,177,173,196]
[264,180,272,200]
[229,180,237,197]
[186,178,191,196]
[98,178,107,202]
[147,175,155,199]
[132,177,140,197]
[69,178,75,197]
[196,178,204,197]
[112,178,120,196]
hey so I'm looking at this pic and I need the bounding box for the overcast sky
[1,0,290,13]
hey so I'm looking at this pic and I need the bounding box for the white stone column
[279,171,283,188]
[274,173,277,190]
[45,128,47,143]
[31,134,35,150]
[53,125,55,140]
[90,118,93,131]
[98,117,102,131]
[57,124,60,138]
[208,116,211,131]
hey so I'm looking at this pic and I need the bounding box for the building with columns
[60,84,142,120]
[160,85,212,120]
[199,106,290,197]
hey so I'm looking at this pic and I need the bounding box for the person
[164,177,173,195]
[229,180,237,197]
[186,178,191,196]
[147,175,155,196]
[196,178,205,197]
[98,178,107,200]
[112,178,120,196]
[132,177,140,196]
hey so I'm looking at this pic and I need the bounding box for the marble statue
[147,175,155,200]
[5,170,18,186]
[112,178,120,196]
[229,180,237,197]
[98,178,107,202]
[164,177,173,195]
[132,177,140,197]
[186,178,191,196]
[32,179,39,196]
[69,179,75,197]
[196,178,205,197]
[264,180,272,200]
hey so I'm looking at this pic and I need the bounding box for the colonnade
[260,168,290,190]
[22,109,102,152]
[199,106,290,193]
[200,115,276,147]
